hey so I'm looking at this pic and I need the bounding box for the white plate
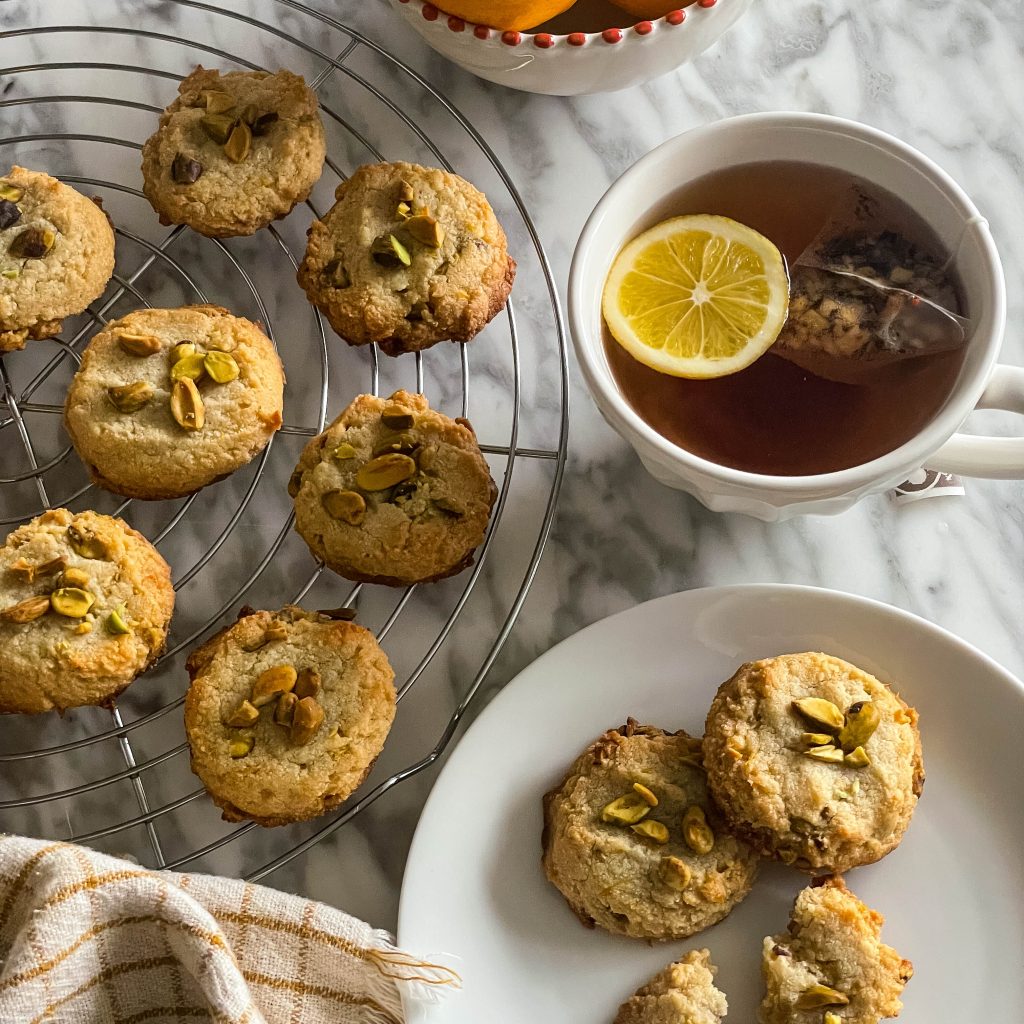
[398,586,1024,1023]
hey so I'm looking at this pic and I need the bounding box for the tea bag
[772,184,969,385]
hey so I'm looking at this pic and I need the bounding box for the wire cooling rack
[0,0,568,883]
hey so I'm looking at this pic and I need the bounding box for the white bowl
[569,112,1024,520]
[390,0,753,96]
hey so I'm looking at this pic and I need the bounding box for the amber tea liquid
[604,162,967,476]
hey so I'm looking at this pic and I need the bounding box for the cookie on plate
[290,390,496,586]
[184,605,396,826]
[0,508,174,714]
[296,161,515,355]
[702,652,924,874]
[141,66,326,237]
[0,166,115,351]
[760,876,912,1024]
[541,719,760,941]
[64,305,284,500]
[615,949,727,1024]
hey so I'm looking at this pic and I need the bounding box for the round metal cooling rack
[0,0,568,883]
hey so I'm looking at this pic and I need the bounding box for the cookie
[290,390,496,586]
[64,305,284,500]
[0,508,174,714]
[141,66,326,237]
[702,652,924,874]
[614,949,728,1024]
[184,605,396,826]
[760,876,912,1024]
[541,719,760,941]
[0,166,115,352]
[296,161,515,355]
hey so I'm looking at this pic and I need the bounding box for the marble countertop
[0,0,1022,936]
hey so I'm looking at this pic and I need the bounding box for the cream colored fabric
[0,835,457,1024]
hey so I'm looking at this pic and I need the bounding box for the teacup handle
[929,364,1024,477]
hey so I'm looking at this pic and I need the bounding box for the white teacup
[569,112,1024,520]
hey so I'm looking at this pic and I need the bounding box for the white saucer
[398,585,1024,1023]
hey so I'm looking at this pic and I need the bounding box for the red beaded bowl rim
[397,0,721,49]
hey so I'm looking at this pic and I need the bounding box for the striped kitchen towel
[0,834,458,1024]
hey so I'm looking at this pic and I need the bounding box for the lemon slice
[602,214,790,379]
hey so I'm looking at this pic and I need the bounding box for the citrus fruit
[609,0,686,18]
[435,0,577,31]
[602,214,790,379]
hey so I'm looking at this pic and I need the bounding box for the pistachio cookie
[702,653,924,874]
[64,305,284,499]
[760,876,912,1024]
[0,508,174,714]
[296,161,515,355]
[615,949,728,1024]
[184,605,396,826]
[541,720,760,941]
[141,66,326,237]
[290,390,497,586]
[0,166,116,351]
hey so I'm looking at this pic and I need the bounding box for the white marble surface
[0,0,1022,937]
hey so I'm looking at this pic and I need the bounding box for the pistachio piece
[1,268,19,279]
[432,496,465,517]
[171,153,203,184]
[792,697,845,733]
[794,985,849,1010]
[0,199,21,230]
[229,737,254,758]
[74,621,93,635]
[801,732,835,747]
[9,227,55,259]
[322,259,351,289]
[8,555,65,583]
[203,350,239,384]
[324,726,348,751]
[405,214,446,249]
[238,103,259,126]
[200,113,237,145]
[290,696,324,745]
[226,699,260,727]
[170,378,205,431]
[203,90,236,114]
[804,744,845,764]
[333,442,357,461]
[251,664,298,707]
[294,667,322,700]
[397,180,415,203]
[631,820,669,844]
[322,489,366,526]
[838,700,880,753]
[682,805,715,855]
[356,453,417,491]
[600,793,650,826]
[632,782,658,807]
[118,331,162,357]
[170,352,207,382]
[264,621,289,643]
[396,201,411,219]
[224,120,252,163]
[0,594,52,623]
[105,606,131,635]
[372,433,418,458]
[0,182,23,202]
[317,605,357,621]
[371,233,411,268]
[251,111,279,136]
[68,523,109,560]
[107,381,155,413]
[844,745,871,769]
[662,856,692,891]
[380,404,415,430]
[274,690,298,726]
[50,587,95,618]
[59,567,91,589]
[169,342,196,365]
[287,469,304,499]
[824,1014,842,1024]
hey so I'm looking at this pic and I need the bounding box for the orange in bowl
[435,0,577,31]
